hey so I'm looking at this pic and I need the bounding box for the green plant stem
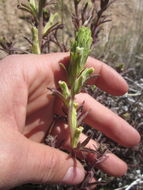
[59,26,93,148]
[68,98,74,136]
[68,98,81,148]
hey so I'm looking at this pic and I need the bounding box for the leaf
[73,67,94,94]
[18,2,38,22]
[47,87,65,101]
[78,134,92,149]
[58,80,70,100]
[29,0,37,10]
[59,63,67,73]
[43,13,59,36]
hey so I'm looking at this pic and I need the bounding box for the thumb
[20,139,85,185]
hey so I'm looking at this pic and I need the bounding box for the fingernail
[62,167,85,184]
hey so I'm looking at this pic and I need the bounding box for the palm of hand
[1,54,66,142]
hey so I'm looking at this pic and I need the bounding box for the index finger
[49,53,128,96]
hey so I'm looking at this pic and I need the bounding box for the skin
[0,53,140,189]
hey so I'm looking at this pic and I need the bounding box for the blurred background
[0,0,143,71]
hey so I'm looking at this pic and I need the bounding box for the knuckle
[38,149,59,183]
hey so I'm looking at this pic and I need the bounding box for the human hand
[0,53,140,189]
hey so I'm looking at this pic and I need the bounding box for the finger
[49,122,127,177]
[86,57,128,95]
[19,136,85,185]
[47,53,128,95]
[78,134,128,177]
[76,93,140,147]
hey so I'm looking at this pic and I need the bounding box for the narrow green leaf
[43,13,59,36]
[58,80,70,100]
[29,0,37,10]
[73,67,94,94]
